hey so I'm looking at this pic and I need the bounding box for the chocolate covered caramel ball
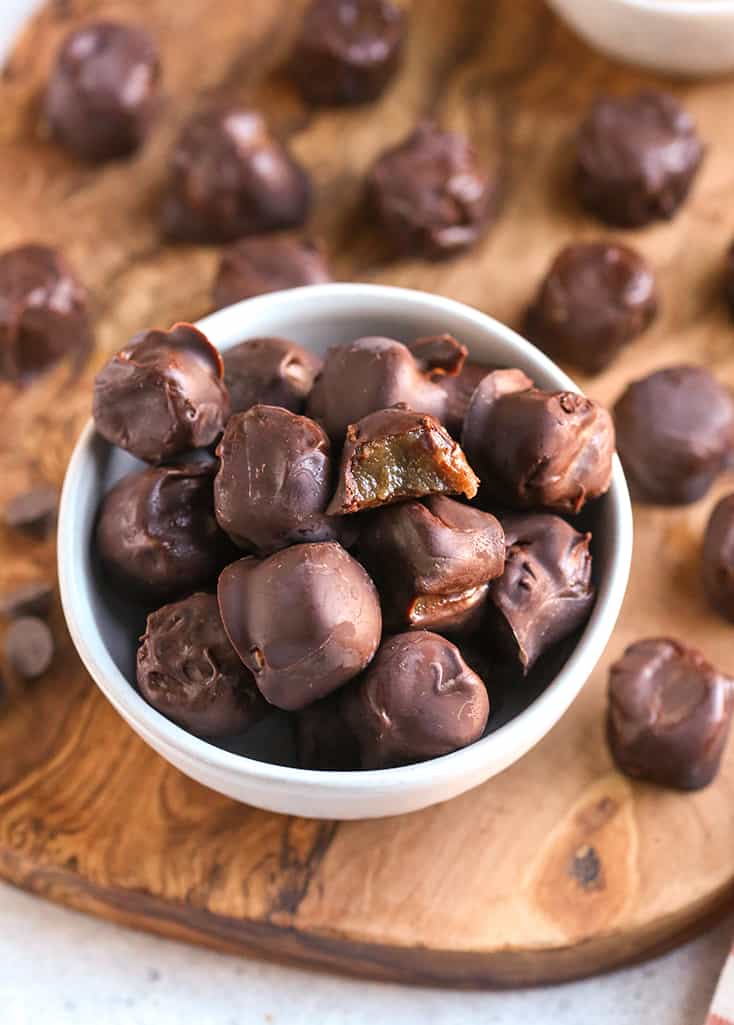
[163,108,311,243]
[576,91,704,228]
[702,494,734,622]
[342,631,489,768]
[45,21,160,162]
[218,542,381,710]
[0,244,92,381]
[213,236,331,309]
[214,405,338,555]
[607,638,734,790]
[96,463,233,603]
[525,241,658,375]
[462,370,615,514]
[296,692,361,770]
[137,592,265,737]
[223,337,321,415]
[614,365,734,505]
[93,323,229,464]
[432,361,490,437]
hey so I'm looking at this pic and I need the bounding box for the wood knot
[569,844,602,890]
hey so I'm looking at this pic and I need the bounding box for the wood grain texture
[2,0,734,987]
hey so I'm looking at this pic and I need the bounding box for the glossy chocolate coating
[342,631,489,768]
[96,463,233,603]
[614,365,734,505]
[525,241,658,375]
[214,404,338,555]
[327,406,479,515]
[93,323,229,464]
[212,236,331,309]
[462,370,614,513]
[223,337,321,415]
[137,592,265,738]
[162,108,310,243]
[702,494,734,622]
[291,0,405,106]
[307,336,446,443]
[0,244,92,381]
[406,333,467,376]
[576,91,704,228]
[45,21,160,162]
[367,121,495,259]
[607,638,734,790]
[218,542,382,710]
[296,692,361,770]
[488,514,594,673]
[433,361,491,437]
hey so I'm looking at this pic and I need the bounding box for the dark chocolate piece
[296,692,361,770]
[93,322,229,464]
[367,121,495,259]
[525,241,658,375]
[576,91,704,228]
[218,542,381,710]
[702,493,734,622]
[162,108,310,243]
[0,581,54,620]
[213,236,331,309]
[614,365,734,505]
[432,361,491,437]
[327,406,479,515]
[45,21,160,162]
[462,370,614,514]
[137,592,265,738]
[4,485,58,537]
[487,513,595,673]
[607,638,734,790]
[0,244,92,382]
[5,617,54,680]
[223,337,321,415]
[406,333,467,376]
[342,631,489,768]
[291,0,405,106]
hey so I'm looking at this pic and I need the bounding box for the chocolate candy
[218,542,381,710]
[487,514,594,673]
[576,91,704,228]
[432,361,490,437]
[224,337,321,416]
[327,406,479,515]
[702,494,734,622]
[93,323,229,464]
[162,108,310,243]
[462,370,614,514]
[96,463,233,603]
[359,496,504,632]
[214,405,338,555]
[307,336,446,443]
[291,0,405,106]
[45,21,160,162]
[0,244,92,382]
[4,484,58,537]
[213,236,331,309]
[342,631,489,768]
[367,121,495,259]
[614,365,734,505]
[406,333,467,376]
[5,617,54,681]
[137,592,265,737]
[525,241,658,375]
[296,692,361,770]
[607,638,734,790]
[0,581,54,620]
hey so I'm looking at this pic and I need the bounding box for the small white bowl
[58,284,632,820]
[547,0,734,76]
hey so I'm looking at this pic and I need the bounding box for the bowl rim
[59,282,632,793]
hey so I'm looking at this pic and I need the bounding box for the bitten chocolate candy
[212,236,331,309]
[163,108,310,243]
[607,638,734,790]
[525,241,658,375]
[218,542,382,710]
[487,514,595,673]
[296,692,361,770]
[0,244,92,382]
[224,337,321,415]
[367,121,496,259]
[96,463,233,603]
[137,592,265,737]
[462,370,614,514]
[45,21,160,162]
[327,406,479,515]
[576,91,704,228]
[702,494,734,622]
[614,365,734,505]
[93,323,229,464]
[291,0,405,106]
[214,405,338,555]
[342,631,489,768]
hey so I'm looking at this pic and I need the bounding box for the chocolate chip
[5,617,55,680]
[4,486,59,537]
[0,581,54,619]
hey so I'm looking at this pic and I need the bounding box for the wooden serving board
[2,0,734,988]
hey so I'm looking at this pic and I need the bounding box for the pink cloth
[707,945,734,1024]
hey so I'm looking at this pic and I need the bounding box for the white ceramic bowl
[59,283,632,820]
[547,0,734,76]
